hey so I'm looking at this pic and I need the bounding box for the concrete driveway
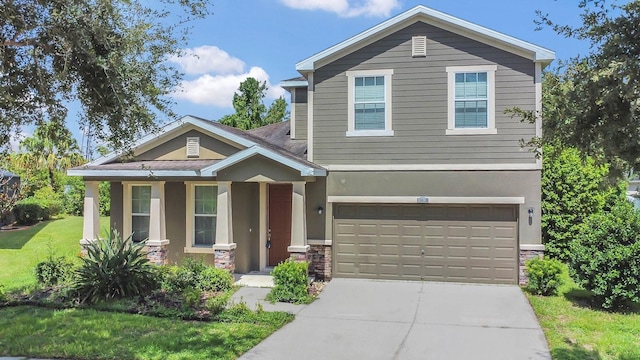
[240,279,550,360]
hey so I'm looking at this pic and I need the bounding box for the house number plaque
[416,196,429,203]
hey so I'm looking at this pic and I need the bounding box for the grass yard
[527,269,640,360]
[0,306,291,360]
[0,216,109,289]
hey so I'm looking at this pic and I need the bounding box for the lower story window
[131,185,151,242]
[194,185,217,245]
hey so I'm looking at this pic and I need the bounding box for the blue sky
[65,0,601,150]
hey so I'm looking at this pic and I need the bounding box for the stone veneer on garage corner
[519,249,544,285]
[308,244,332,281]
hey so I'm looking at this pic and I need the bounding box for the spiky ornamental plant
[74,229,158,304]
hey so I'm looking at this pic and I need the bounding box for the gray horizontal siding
[313,21,538,165]
[294,103,307,140]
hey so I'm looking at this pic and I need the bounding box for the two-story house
[69,5,554,285]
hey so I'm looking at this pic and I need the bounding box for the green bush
[525,258,564,296]
[74,229,158,304]
[160,258,233,294]
[205,292,231,315]
[35,256,75,286]
[266,258,311,304]
[31,186,63,219]
[198,266,233,292]
[570,200,640,310]
[0,285,6,302]
[542,145,610,261]
[12,203,43,225]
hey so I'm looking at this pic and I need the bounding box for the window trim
[184,182,218,254]
[446,65,497,135]
[346,69,394,137]
[122,182,152,243]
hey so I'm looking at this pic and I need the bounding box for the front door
[268,184,292,266]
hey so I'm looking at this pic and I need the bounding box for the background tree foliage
[536,0,640,168]
[220,77,289,130]
[1,0,212,151]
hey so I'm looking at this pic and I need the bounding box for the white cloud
[169,45,246,75]
[9,132,28,152]
[173,66,285,108]
[279,0,399,17]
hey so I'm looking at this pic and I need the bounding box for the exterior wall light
[318,206,324,215]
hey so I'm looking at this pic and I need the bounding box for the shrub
[198,266,233,292]
[570,200,640,310]
[160,258,233,294]
[31,186,63,219]
[74,229,158,304]
[525,258,564,296]
[35,256,75,286]
[266,258,311,304]
[205,292,231,315]
[12,203,43,225]
[541,145,610,261]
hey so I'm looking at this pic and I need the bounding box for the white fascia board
[85,115,256,166]
[279,80,309,88]
[296,5,554,71]
[67,169,200,177]
[201,146,326,177]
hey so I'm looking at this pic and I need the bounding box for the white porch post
[80,181,100,250]
[214,182,236,271]
[147,181,169,265]
[288,181,309,261]
[148,181,167,242]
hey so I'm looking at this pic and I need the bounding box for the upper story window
[346,69,394,137]
[446,65,497,135]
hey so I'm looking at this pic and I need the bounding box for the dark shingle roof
[0,169,19,178]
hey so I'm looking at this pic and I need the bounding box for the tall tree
[220,77,289,130]
[533,1,640,168]
[13,122,84,193]
[0,0,212,151]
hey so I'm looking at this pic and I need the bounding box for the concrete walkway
[240,279,551,360]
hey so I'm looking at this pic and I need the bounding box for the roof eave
[67,169,200,178]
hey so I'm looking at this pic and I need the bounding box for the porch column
[213,182,236,272]
[147,181,170,265]
[80,181,100,255]
[288,181,310,262]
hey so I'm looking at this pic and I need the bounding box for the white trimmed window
[185,183,218,253]
[346,69,394,137]
[446,65,497,135]
[130,185,151,242]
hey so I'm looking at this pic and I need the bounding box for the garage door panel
[334,204,518,284]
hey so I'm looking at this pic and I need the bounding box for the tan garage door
[333,204,518,284]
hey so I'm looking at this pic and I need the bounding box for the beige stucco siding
[165,182,189,265]
[326,170,541,246]
[232,182,260,273]
[217,155,307,183]
[313,21,537,165]
[305,178,327,240]
[136,129,241,161]
[109,182,123,237]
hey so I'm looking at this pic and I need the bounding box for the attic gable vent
[412,36,427,57]
[186,137,200,158]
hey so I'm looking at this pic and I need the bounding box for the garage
[333,203,519,284]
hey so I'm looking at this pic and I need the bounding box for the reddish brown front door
[268,184,292,266]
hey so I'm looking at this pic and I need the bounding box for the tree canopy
[1,0,212,151]
[535,1,640,168]
[220,77,289,130]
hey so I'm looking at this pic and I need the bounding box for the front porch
[78,162,328,277]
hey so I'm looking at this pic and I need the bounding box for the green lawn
[527,269,640,360]
[0,216,109,289]
[0,306,290,360]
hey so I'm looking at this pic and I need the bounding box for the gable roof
[296,5,555,72]
[68,116,326,177]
